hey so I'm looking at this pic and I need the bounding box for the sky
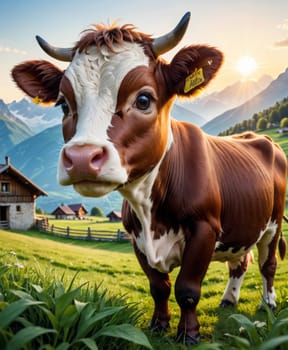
[1,0,288,103]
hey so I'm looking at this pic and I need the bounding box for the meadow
[1,222,288,349]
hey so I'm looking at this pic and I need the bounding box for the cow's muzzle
[61,144,107,182]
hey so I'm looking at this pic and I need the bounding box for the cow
[12,12,287,345]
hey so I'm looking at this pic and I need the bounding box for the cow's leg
[220,253,250,307]
[174,221,216,345]
[132,241,171,332]
[256,221,279,309]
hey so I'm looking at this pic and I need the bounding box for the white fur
[58,42,149,190]
[256,218,278,268]
[217,218,278,305]
[261,277,277,308]
[221,274,246,305]
[212,245,248,263]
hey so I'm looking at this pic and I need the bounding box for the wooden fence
[35,217,129,242]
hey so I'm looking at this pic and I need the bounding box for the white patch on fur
[120,133,182,274]
[256,218,278,268]
[261,277,277,308]
[212,245,248,263]
[58,42,149,188]
[212,218,277,266]
[136,227,185,273]
[221,274,246,305]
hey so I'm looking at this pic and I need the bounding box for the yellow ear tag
[32,96,43,104]
[184,67,205,93]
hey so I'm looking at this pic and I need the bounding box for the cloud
[274,38,288,48]
[277,19,288,31]
[0,46,27,55]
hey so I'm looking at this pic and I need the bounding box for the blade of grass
[258,335,288,350]
[0,299,44,329]
[95,323,152,349]
[5,326,56,350]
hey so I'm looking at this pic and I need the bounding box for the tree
[256,117,267,131]
[269,109,281,125]
[280,117,288,128]
[36,207,44,215]
[90,206,105,217]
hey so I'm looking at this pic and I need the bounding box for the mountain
[182,75,272,121]
[6,125,123,214]
[171,103,206,126]
[202,69,288,135]
[0,99,34,159]
[8,98,62,133]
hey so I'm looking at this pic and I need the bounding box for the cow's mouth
[73,180,120,197]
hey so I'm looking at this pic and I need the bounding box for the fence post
[117,229,122,241]
[66,226,70,237]
[51,224,54,233]
[87,227,91,239]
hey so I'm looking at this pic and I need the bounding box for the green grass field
[47,217,124,232]
[1,224,288,348]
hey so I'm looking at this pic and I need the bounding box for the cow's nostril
[91,148,107,169]
[62,148,74,171]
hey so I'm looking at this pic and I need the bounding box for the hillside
[7,125,123,214]
[182,75,272,121]
[0,99,33,159]
[171,103,206,126]
[202,68,288,135]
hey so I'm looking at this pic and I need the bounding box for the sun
[236,55,258,77]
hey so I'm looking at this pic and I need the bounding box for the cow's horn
[36,35,73,62]
[152,12,191,57]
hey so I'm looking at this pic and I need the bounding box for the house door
[0,206,9,228]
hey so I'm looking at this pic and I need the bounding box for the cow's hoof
[149,319,170,333]
[258,302,276,312]
[220,299,235,307]
[176,331,200,346]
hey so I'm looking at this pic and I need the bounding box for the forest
[219,97,288,136]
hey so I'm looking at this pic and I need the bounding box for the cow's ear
[167,45,223,97]
[11,60,63,103]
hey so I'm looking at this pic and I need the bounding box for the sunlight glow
[236,55,258,77]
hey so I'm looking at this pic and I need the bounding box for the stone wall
[9,202,35,230]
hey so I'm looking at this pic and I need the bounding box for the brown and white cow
[12,12,287,345]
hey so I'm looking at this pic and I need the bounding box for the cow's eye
[61,100,70,116]
[56,97,70,116]
[135,93,151,111]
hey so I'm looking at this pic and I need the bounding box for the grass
[47,217,124,232]
[1,225,288,349]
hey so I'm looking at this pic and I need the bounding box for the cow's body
[12,13,287,345]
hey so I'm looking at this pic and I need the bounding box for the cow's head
[12,13,223,197]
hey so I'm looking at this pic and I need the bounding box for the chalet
[106,211,122,222]
[0,156,47,230]
[68,203,88,219]
[51,203,87,219]
[51,204,75,219]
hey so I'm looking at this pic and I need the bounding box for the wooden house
[68,203,88,219]
[51,204,76,219]
[0,156,47,230]
[51,203,87,219]
[106,211,122,222]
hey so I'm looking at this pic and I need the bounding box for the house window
[16,205,21,212]
[1,182,10,193]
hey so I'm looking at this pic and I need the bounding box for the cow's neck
[119,120,186,272]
